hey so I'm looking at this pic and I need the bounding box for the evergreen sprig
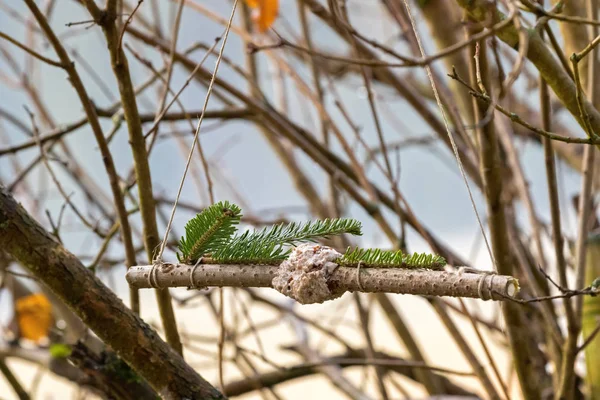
[176,201,445,269]
[338,247,446,270]
[211,218,363,264]
[177,201,242,263]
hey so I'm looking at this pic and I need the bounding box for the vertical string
[401,0,497,271]
[155,0,239,262]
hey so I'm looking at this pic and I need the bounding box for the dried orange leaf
[16,293,53,342]
[244,0,278,32]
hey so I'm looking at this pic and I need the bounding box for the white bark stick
[126,262,519,302]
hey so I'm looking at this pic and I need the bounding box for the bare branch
[127,262,518,301]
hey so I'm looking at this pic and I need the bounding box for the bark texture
[0,186,224,400]
[127,262,519,301]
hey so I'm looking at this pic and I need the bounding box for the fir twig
[211,218,363,264]
[177,201,242,263]
[338,248,446,270]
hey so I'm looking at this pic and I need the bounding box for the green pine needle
[211,218,363,264]
[177,201,242,263]
[338,247,446,270]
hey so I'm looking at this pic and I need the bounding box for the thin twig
[0,30,63,67]
[521,0,600,26]
[577,321,600,354]
[145,0,185,153]
[449,69,600,144]
[249,5,517,71]
[0,359,30,400]
[116,0,143,63]
[26,107,102,236]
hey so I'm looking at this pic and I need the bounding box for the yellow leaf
[244,0,278,32]
[16,293,53,342]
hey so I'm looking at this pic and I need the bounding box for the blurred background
[0,0,596,398]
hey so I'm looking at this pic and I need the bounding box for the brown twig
[577,321,600,354]
[116,0,144,63]
[449,69,600,144]
[0,359,30,400]
[0,30,63,67]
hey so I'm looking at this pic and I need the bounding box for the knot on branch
[272,244,342,304]
[95,10,113,27]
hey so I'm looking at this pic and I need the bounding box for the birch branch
[126,262,519,303]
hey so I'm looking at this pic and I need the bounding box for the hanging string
[401,0,497,271]
[155,0,239,262]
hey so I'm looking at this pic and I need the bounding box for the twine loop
[147,260,163,289]
[477,271,498,300]
[188,257,203,289]
[355,261,365,292]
